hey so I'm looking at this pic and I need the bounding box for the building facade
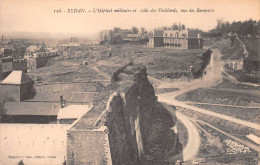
[149,29,203,49]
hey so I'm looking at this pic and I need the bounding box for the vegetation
[189,104,260,124]
[197,123,258,164]
[208,19,260,37]
[99,27,148,44]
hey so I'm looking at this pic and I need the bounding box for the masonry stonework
[67,64,181,165]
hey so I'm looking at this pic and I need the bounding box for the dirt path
[156,49,260,162]
[158,50,260,131]
[163,104,201,162]
[157,49,223,91]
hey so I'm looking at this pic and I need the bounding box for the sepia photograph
[0,0,259,164]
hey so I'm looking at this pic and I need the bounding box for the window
[165,34,167,37]
[170,33,173,37]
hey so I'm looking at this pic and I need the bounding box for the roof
[164,30,188,38]
[0,124,69,165]
[153,30,164,37]
[153,29,202,38]
[0,70,33,85]
[3,102,60,116]
[57,104,92,119]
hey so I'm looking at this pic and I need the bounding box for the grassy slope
[240,38,260,61]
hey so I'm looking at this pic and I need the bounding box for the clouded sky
[0,0,259,35]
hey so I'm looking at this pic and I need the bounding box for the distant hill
[1,31,99,40]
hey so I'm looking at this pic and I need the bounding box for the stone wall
[67,129,111,165]
[67,64,181,165]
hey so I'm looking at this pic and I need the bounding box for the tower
[1,35,3,42]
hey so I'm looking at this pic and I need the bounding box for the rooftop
[0,124,69,165]
[57,104,92,119]
[152,29,202,38]
[0,70,33,85]
[3,102,60,116]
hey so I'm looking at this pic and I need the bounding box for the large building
[148,29,203,49]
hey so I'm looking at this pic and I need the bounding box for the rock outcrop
[67,63,182,165]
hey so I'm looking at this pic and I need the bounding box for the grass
[154,88,179,94]
[176,119,188,148]
[214,79,260,90]
[240,38,260,61]
[176,88,260,106]
[197,122,258,164]
[176,107,260,138]
[93,45,205,80]
[189,104,260,124]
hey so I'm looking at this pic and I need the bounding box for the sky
[0,0,259,37]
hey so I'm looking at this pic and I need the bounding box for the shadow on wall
[25,85,37,100]
[144,102,183,162]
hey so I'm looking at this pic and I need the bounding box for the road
[163,104,201,162]
[158,49,260,131]
[156,49,223,162]
[156,49,260,162]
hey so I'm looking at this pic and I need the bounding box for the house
[0,70,35,102]
[148,29,203,49]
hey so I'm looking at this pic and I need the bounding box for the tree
[171,24,179,30]
[113,27,121,33]
[108,30,114,41]
[131,26,139,34]
[141,27,147,34]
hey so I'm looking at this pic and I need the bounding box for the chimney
[60,96,66,108]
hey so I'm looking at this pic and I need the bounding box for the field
[214,78,260,90]
[97,45,205,79]
[176,106,260,143]
[196,122,258,164]
[189,104,260,124]
[27,45,206,85]
[176,87,260,106]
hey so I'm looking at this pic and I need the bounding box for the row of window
[164,43,182,47]
[165,33,187,37]
[164,39,187,43]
